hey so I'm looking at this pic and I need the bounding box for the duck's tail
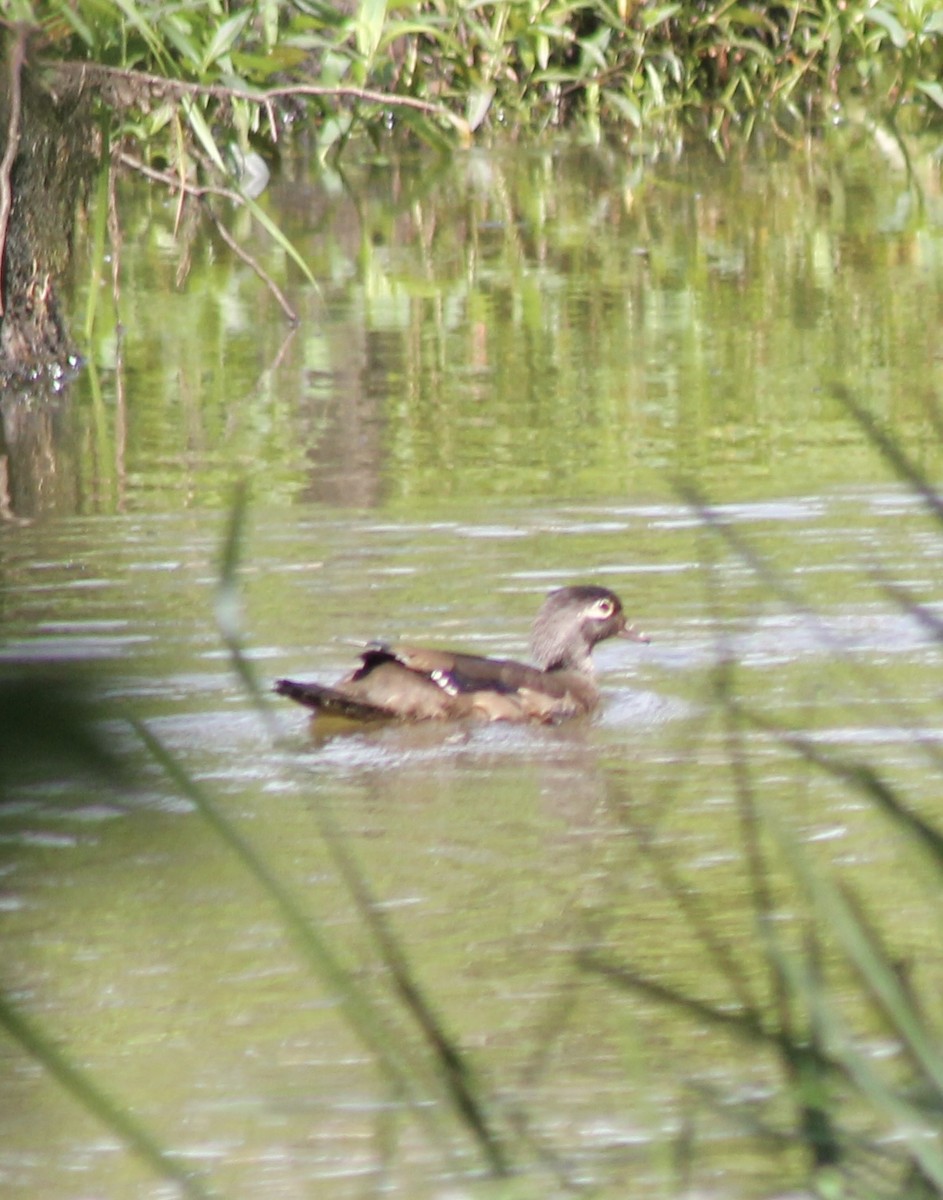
[274,678,392,722]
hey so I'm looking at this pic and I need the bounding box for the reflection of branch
[107,168,128,512]
[0,25,27,316]
[0,456,15,521]
[119,154,299,322]
[200,199,298,325]
[107,160,122,323]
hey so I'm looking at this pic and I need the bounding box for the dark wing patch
[382,646,529,697]
[348,642,401,682]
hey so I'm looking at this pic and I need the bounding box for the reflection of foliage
[58,132,942,518]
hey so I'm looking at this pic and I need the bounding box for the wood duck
[275,585,647,725]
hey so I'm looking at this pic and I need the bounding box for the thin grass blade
[131,717,461,1159]
[0,993,215,1199]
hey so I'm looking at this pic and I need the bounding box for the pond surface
[1,131,943,1199]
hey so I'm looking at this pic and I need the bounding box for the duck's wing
[378,645,599,721]
[385,646,547,692]
[275,644,468,721]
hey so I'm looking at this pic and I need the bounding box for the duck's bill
[619,623,650,643]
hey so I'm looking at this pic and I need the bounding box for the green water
[1,131,942,1198]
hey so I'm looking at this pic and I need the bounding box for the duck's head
[530,585,648,673]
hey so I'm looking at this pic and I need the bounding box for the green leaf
[48,1,96,49]
[259,0,280,49]
[640,4,682,32]
[916,80,943,111]
[159,16,203,71]
[393,105,456,155]
[776,947,943,1190]
[644,59,665,108]
[724,5,775,32]
[241,192,318,287]
[356,0,389,65]
[183,98,228,173]
[377,18,450,52]
[201,9,252,73]
[466,86,495,132]
[537,30,550,71]
[230,47,309,80]
[863,8,909,49]
[146,101,174,136]
[607,90,642,128]
[113,0,167,64]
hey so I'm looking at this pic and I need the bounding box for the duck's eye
[589,597,615,619]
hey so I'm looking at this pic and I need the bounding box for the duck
[274,584,647,725]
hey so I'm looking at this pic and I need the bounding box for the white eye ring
[590,597,615,618]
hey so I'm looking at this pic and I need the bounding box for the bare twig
[46,59,469,132]
[117,152,242,202]
[0,25,27,316]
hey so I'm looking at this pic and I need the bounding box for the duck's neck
[533,643,594,675]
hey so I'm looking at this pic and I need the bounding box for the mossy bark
[0,32,94,386]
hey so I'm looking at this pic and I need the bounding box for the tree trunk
[0,27,93,387]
